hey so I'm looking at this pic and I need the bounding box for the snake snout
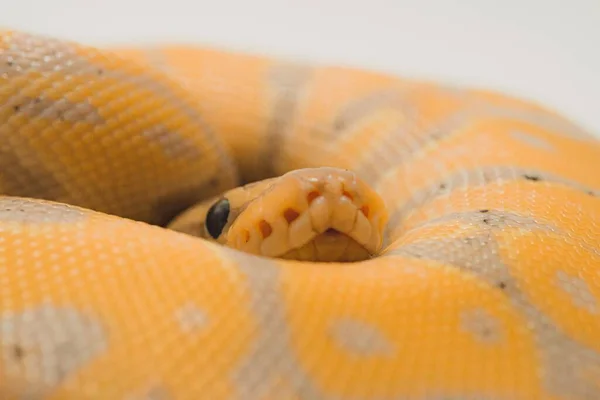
[226,167,388,262]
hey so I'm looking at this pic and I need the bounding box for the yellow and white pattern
[0,29,599,399]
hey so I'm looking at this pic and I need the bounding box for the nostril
[259,220,273,238]
[360,205,370,217]
[283,208,300,223]
[307,190,320,204]
[242,229,250,243]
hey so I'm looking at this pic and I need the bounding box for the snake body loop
[0,29,599,400]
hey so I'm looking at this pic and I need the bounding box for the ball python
[0,28,599,400]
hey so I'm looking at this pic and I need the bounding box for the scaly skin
[0,29,599,400]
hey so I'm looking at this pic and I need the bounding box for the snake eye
[205,198,230,239]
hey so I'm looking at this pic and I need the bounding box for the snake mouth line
[280,228,372,262]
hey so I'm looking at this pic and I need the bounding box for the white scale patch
[0,198,85,224]
[175,303,209,333]
[460,308,503,344]
[510,130,555,152]
[0,304,107,393]
[329,317,395,356]
[556,270,599,314]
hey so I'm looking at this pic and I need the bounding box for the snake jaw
[225,167,388,262]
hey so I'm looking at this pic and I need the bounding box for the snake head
[168,167,389,262]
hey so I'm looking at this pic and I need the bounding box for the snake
[0,28,599,400]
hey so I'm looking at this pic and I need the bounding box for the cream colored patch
[330,89,408,136]
[262,63,312,177]
[386,166,598,231]
[0,30,90,78]
[1,30,239,211]
[329,317,395,356]
[11,96,103,124]
[388,215,600,398]
[460,308,503,344]
[142,125,202,160]
[142,48,173,75]
[510,130,556,151]
[390,229,513,291]
[229,248,323,399]
[175,303,209,333]
[0,197,85,224]
[555,270,599,314]
[420,210,550,232]
[0,305,108,393]
[428,102,596,144]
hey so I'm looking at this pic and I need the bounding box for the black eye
[205,198,230,239]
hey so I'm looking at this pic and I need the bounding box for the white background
[2,0,599,136]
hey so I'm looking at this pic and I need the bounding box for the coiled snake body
[0,29,599,399]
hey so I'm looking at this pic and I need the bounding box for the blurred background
[2,0,599,135]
